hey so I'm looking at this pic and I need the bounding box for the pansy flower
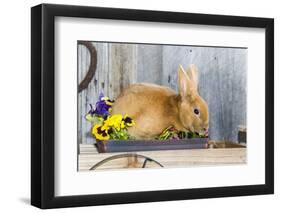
[94,93,114,116]
[122,114,136,127]
[101,96,115,106]
[102,114,123,131]
[86,94,136,141]
[92,124,110,140]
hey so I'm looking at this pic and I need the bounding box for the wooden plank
[78,42,110,144]
[77,44,82,145]
[136,44,162,84]
[108,43,137,99]
[78,144,246,171]
[78,44,89,144]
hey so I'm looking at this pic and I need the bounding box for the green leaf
[85,113,104,126]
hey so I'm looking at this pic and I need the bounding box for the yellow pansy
[123,114,136,127]
[92,124,110,140]
[105,114,123,130]
[121,120,126,129]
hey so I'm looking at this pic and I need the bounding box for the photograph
[77,41,247,171]
[30,3,274,209]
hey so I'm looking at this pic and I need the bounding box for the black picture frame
[31,3,274,209]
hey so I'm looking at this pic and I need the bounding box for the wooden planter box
[96,138,209,153]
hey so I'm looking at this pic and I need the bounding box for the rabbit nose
[203,128,209,134]
[203,128,209,137]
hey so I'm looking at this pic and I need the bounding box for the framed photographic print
[31,3,274,209]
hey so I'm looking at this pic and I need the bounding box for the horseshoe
[78,41,97,93]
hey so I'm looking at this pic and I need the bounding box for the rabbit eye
[194,108,200,115]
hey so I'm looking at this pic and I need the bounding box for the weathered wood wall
[78,42,247,144]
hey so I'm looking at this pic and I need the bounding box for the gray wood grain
[108,44,138,99]
[137,45,162,84]
[78,42,247,144]
[78,43,110,144]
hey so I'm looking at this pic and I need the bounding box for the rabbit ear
[178,65,196,98]
[186,64,199,90]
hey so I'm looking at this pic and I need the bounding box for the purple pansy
[93,93,112,116]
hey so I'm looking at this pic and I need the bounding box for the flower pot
[96,138,209,153]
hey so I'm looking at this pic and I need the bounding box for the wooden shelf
[78,141,246,171]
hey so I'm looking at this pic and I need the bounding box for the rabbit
[111,64,209,139]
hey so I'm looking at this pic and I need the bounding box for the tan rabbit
[112,64,209,139]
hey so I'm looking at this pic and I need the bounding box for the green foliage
[85,113,104,125]
[157,126,207,140]
[109,128,132,140]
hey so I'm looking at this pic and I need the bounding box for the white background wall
[0,0,279,212]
